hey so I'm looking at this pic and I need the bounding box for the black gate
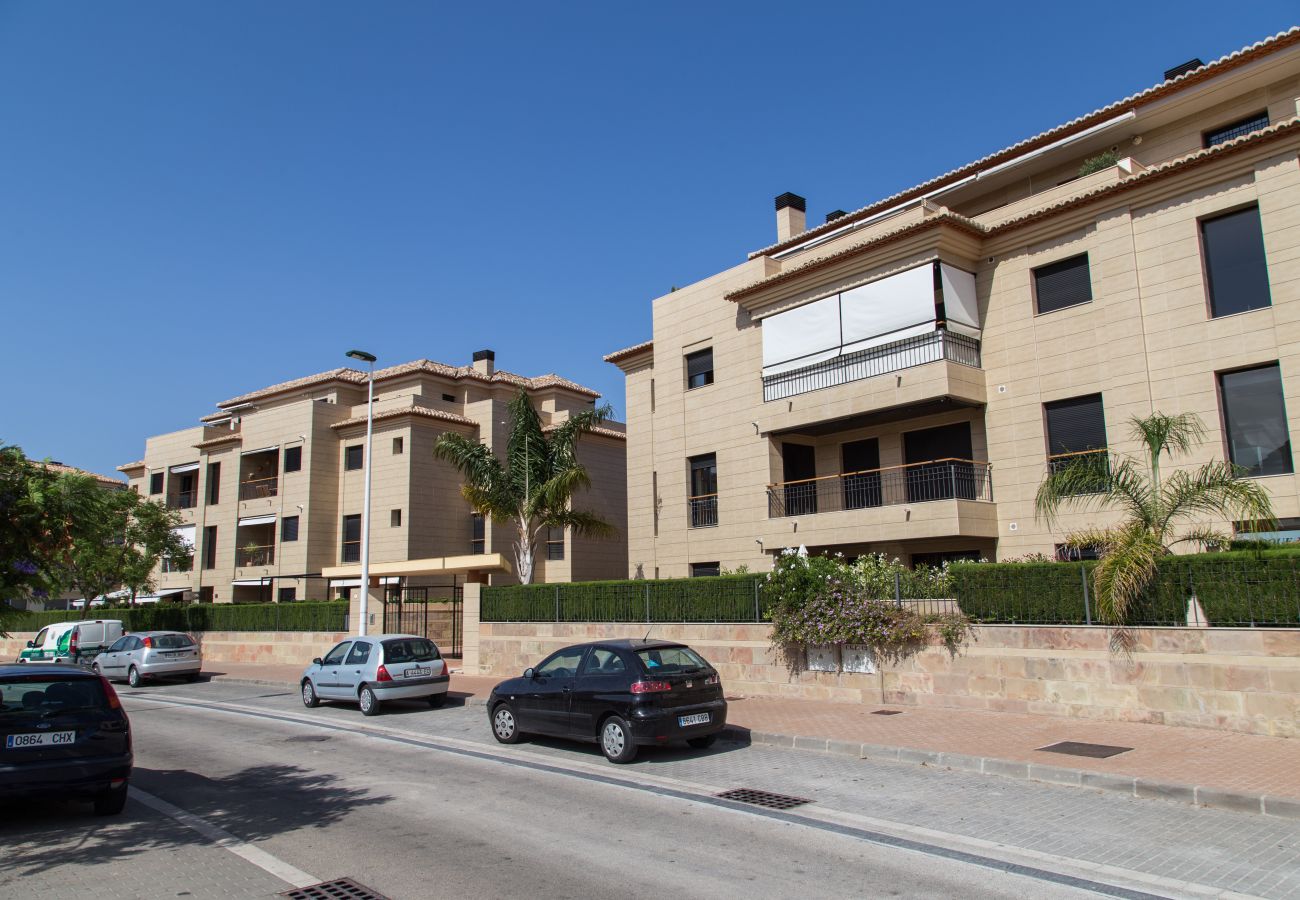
[383,585,462,657]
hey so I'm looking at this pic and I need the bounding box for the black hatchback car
[0,664,132,815]
[488,639,727,763]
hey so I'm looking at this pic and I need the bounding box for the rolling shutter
[1044,394,1107,454]
[1034,254,1092,314]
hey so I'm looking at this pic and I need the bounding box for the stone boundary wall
[0,631,346,667]
[476,622,1299,738]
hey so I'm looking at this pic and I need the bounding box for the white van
[18,620,125,664]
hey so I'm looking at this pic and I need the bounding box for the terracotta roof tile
[330,403,478,431]
[199,411,233,423]
[542,423,627,440]
[41,461,127,487]
[194,433,243,449]
[748,27,1300,260]
[117,460,146,472]
[603,340,653,363]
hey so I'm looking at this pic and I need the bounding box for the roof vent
[774,192,806,242]
[1164,58,1204,81]
[825,209,847,223]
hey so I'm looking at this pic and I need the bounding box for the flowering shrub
[766,550,970,669]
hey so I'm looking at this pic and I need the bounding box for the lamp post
[346,349,377,635]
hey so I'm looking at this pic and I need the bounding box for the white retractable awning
[328,577,401,587]
[238,514,277,527]
[172,525,196,550]
[157,588,187,597]
[231,579,271,586]
[169,462,200,474]
[240,445,279,456]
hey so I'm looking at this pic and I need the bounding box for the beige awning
[321,553,512,580]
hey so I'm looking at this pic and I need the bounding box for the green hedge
[483,574,770,623]
[6,601,348,634]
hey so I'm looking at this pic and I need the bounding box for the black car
[487,639,727,763]
[0,664,133,815]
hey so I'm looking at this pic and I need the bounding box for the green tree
[1,445,68,632]
[1035,412,1274,648]
[433,390,616,584]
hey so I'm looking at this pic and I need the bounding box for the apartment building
[607,28,1300,577]
[118,350,627,603]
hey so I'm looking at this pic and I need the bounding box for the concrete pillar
[347,582,385,636]
[461,582,482,673]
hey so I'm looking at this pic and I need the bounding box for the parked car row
[16,621,204,688]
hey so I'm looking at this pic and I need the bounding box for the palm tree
[1035,412,1274,648]
[433,390,616,584]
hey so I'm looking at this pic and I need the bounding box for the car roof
[349,634,431,642]
[0,663,100,679]
[128,630,191,637]
[572,638,687,652]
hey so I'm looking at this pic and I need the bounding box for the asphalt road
[3,680,1297,899]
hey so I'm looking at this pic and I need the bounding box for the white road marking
[130,786,319,889]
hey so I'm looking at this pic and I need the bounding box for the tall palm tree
[1035,412,1274,648]
[433,390,616,584]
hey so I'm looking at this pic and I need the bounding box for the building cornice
[330,404,478,432]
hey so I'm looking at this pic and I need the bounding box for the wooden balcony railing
[767,458,993,518]
[237,544,275,567]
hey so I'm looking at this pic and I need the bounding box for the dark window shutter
[1202,207,1271,318]
[1044,394,1107,455]
[281,516,299,542]
[284,446,302,472]
[685,348,713,387]
[1034,254,1092,314]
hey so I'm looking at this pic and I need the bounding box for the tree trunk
[515,515,535,585]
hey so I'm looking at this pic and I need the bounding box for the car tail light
[376,664,393,683]
[630,680,672,694]
[70,633,79,654]
[99,676,122,710]
[704,674,719,686]
[142,637,153,649]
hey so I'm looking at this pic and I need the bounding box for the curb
[729,726,1300,821]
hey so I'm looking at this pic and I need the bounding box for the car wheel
[600,716,638,764]
[93,787,128,816]
[491,704,523,744]
[426,692,447,708]
[687,734,718,750]
[301,680,320,708]
[359,685,381,717]
[127,666,142,689]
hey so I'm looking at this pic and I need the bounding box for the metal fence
[383,585,463,656]
[767,460,993,518]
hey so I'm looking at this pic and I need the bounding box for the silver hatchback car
[300,634,450,716]
[93,631,202,687]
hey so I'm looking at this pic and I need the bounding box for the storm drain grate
[716,788,812,810]
[871,709,903,715]
[281,878,390,900]
[1037,741,1133,759]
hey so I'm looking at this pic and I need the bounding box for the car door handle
[562,686,572,692]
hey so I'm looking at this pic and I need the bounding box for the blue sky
[1,2,1296,479]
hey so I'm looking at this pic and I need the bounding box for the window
[1219,363,1293,477]
[691,562,720,578]
[149,472,164,495]
[1044,394,1109,491]
[1055,544,1101,561]
[345,642,372,665]
[203,526,217,570]
[911,550,981,568]
[284,446,302,473]
[1033,254,1092,314]
[1202,206,1271,318]
[689,454,718,527]
[903,422,977,502]
[278,587,297,602]
[344,445,363,471]
[471,513,485,554]
[546,526,564,560]
[537,647,587,678]
[685,348,714,389]
[391,509,402,527]
[342,514,361,562]
[1203,111,1269,148]
[392,437,403,455]
[281,516,299,542]
[581,648,627,675]
[322,642,351,666]
[442,393,455,403]
[207,462,221,505]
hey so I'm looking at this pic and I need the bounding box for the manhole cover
[282,878,389,900]
[871,709,902,716]
[716,788,812,810]
[1036,741,1132,759]
[284,735,331,743]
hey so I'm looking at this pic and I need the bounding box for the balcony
[341,541,360,564]
[237,544,275,567]
[763,329,980,402]
[1046,449,1111,494]
[239,476,278,501]
[689,494,719,528]
[767,459,993,518]
[168,489,197,510]
[161,555,193,574]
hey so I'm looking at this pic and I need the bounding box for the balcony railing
[161,555,193,574]
[236,544,275,567]
[689,494,719,528]
[239,476,278,500]
[170,490,197,510]
[762,329,981,402]
[1047,449,1111,494]
[341,541,361,564]
[767,459,993,518]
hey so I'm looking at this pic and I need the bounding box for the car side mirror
[312,657,323,666]
[26,641,35,648]
[523,667,535,679]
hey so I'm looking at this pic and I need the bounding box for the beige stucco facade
[609,30,1300,576]
[119,351,627,604]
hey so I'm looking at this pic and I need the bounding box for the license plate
[164,651,181,658]
[678,713,710,728]
[6,731,76,749]
[405,667,431,678]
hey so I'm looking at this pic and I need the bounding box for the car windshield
[382,638,439,664]
[635,646,709,674]
[150,634,194,649]
[0,677,108,721]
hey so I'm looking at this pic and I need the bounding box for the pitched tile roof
[603,340,654,363]
[117,460,146,472]
[542,423,627,441]
[41,461,127,487]
[329,403,478,431]
[194,433,244,449]
[747,26,1300,260]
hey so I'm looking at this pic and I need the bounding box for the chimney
[775,192,806,242]
[825,209,847,223]
[472,349,495,376]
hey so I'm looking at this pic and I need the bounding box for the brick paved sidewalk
[199,660,1300,812]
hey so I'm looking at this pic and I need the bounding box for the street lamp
[347,349,377,635]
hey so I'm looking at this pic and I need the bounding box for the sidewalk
[200,661,1300,818]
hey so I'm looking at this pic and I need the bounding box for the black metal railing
[768,459,993,518]
[763,329,981,402]
[383,585,463,656]
[1047,449,1111,494]
[239,477,278,500]
[341,542,360,563]
[171,490,197,509]
[689,494,719,528]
